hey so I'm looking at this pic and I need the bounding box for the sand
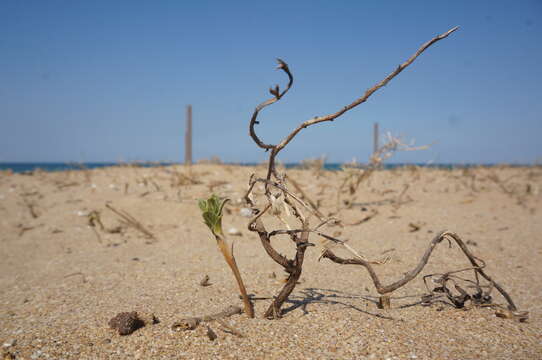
[0,164,541,359]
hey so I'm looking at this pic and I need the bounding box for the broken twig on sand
[106,203,156,241]
[171,305,243,331]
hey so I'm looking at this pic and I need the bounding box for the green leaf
[198,194,229,236]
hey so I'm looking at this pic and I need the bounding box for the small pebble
[206,326,217,341]
[2,339,16,348]
[108,312,145,335]
[227,227,242,236]
[199,275,212,287]
[239,208,253,218]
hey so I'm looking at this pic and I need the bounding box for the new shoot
[198,195,254,318]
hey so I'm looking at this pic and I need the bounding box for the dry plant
[299,156,326,177]
[485,168,530,206]
[105,203,156,241]
[197,26,524,321]
[334,132,428,215]
[322,230,523,319]
[370,132,429,168]
[197,156,223,165]
[168,167,201,187]
[242,27,461,318]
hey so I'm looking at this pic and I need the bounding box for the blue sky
[1,1,541,164]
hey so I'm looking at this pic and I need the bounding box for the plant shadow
[282,287,433,320]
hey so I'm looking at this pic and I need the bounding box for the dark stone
[108,312,144,335]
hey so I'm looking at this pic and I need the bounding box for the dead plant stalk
[245,27,461,318]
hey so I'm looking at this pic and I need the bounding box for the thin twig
[171,305,243,331]
[105,203,156,241]
[286,176,325,219]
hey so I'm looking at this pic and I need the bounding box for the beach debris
[64,271,88,283]
[207,180,229,191]
[199,274,212,287]
[21,196,40,219]
[343,209,379,226]
[215,318,244,337]
[323,231,522,317]
[408,222,424,232]
[88,210,105,242]
[169,168,201,186]
[2,350,16,360]
[381,248,396,255]
[494,308,529,322]
[239,207,253,218]
[87,210,124,241]
[108,311,145,335]
[106,203,156,241]
[171,305,242,332]
[206,326,217,341]
[377,295,391,309]
[107,225,123,234]
[55,181,79,190]
[17,223,43,237]
[227,227,242,236]
[2,339,16,348]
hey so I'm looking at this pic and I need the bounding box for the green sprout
[198,194,254,318]
[198,194,228,236]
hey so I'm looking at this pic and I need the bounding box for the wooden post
[185,105,192,165]
[373,122,379,154]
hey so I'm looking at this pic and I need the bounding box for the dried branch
[171,305,242,331]
[215,318,245,337]
[105,203,156,241]
[264,225,311,319]
[250,214,291,269]
[250,27,458,167]
[243,27,460,319]
[342,209,378,226]
[249,58,293,152]
[286,176,325,219]
[17,223,43,237]
[322,231,518,311]
[22,197,39,219]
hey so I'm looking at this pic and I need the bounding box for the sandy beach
[1,164,541,359]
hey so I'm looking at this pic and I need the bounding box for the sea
[0,162,506,174]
